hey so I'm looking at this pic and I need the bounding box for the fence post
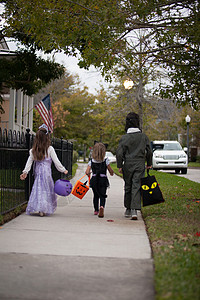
[61,137,63,178]
[25,128,31,149]
[61,137,63,162]
[69,142,73,176]
[25,129,31,201]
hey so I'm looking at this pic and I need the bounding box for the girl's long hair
[92,142,106,161]
[32,128,51,161]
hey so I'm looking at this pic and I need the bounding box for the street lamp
[123,79,134,90]
[185,115,191,162]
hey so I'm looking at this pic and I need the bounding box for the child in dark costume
[116,112,152,220]
[85,142,114,218]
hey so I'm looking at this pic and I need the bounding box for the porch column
[9,88,16,130]
[28,96,34,131]
[16,90,23,132]
[23,95,29,129]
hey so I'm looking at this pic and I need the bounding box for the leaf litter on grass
[142,171,200,300]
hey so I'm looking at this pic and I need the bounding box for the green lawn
[188,162,200,168]
[72,163,78,177]
[111,163,200,300]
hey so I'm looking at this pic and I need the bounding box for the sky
[50,51,111,94]
[5,38,111,95]
[0,3,111,95]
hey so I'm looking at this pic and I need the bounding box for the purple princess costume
[26,158,57,215]
[23,146,67,216]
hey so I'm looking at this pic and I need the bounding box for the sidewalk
[0,163,155,300]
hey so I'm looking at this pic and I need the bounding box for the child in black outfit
[85,142,114,218]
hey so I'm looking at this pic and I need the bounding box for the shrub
[73,150,78,164]
[196,155,200,163]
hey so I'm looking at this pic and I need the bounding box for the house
[0,38,34,133]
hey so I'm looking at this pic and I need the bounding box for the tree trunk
[135,78,144,130]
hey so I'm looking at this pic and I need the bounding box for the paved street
[0,163,155,300]
[177,168,200,183]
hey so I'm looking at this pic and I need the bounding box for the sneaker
[131,209,138,220]
[98,206,104,218]
[94,211,98,215]
[124,208,131,218]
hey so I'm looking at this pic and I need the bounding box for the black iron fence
[0,128,73,215]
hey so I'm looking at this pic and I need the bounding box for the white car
[105,151,116,163]
[152,141,188,174]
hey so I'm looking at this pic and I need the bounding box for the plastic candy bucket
[71,175,90,199]
[54,179,73,196]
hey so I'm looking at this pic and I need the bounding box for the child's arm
[85,165,91,176]
[107,164,114,176]
[20,149,34,180]
[50,146,68,173]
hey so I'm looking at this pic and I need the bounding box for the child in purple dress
[20,124,68,216]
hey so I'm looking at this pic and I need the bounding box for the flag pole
[23,106,35,117]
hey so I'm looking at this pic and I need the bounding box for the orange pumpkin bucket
[71,174,90,199]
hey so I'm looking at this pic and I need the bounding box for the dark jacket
[116,132,152,168]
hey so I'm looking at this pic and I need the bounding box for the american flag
[35,94,54,132]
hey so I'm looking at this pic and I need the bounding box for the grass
[0,168,27,225]
[0,204,27,226]
[188,162,200,168]
[111,163,200,300]
[72,163,78,178]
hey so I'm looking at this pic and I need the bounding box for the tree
[178,106,200,150]
[33,72,96,148]
[0,49,65,112]
[62,87,96,143]
[33,71,77,133]
[1,0,199,107]
[1,1,200,148]
[0,50,65,95]
[89,81,193,151]
[89,83,154,151]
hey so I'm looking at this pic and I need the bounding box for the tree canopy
[1,0,199,108]
[33,72,96,147]
[0,50,65,95]
[33,71,200,156]
[0,48,65,112]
